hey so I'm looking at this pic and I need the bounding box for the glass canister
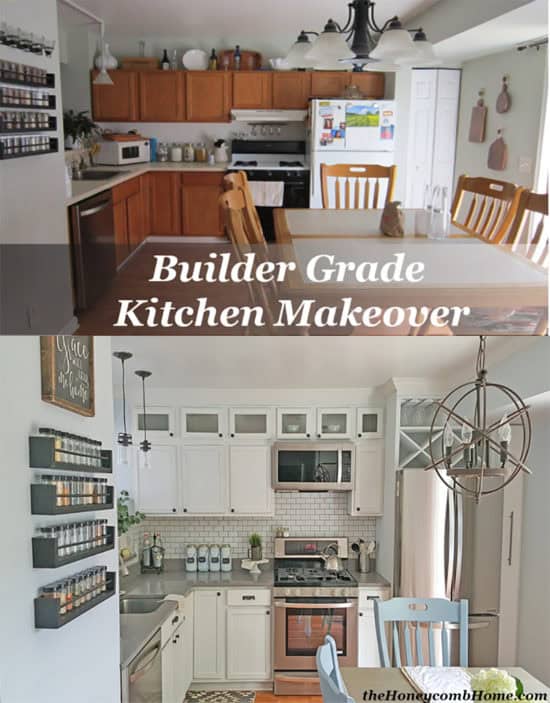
[157,143,169,162]
[195,142,207,162]
[183,142,195,162]
[170,143,183,162]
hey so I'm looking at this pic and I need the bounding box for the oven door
[274,598,358,671]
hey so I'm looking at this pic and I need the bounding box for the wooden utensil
[488,130,508,171]
[468,91,487,143]
[496,76,511,113]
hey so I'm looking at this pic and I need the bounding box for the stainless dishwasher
[69,190,116,311]
[121,630,162,703]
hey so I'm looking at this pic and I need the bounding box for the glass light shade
[444,423,454,449]
[93,67,114,85]
[285,38,315,69]
[142,450,151,469]
[461,422,473,444]
[370,26,416,61]
[498,414,512,443]
[117,444,129,466]
[306,28,354,65]
[396,38,439,66]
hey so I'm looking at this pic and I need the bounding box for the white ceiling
[58,0,439,37]
[110,337,533,389]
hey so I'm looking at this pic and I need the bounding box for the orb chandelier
[426,336,532,503]
[285,0,436,70]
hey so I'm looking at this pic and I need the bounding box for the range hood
[231,109,307,123]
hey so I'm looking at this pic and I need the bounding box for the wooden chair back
[451,175,523,242]
[504,190,548,268]
[219,189,250,252]
[223,171,266,245]
[321,163,396,209]
[316,635,355,703]
[374,597,469,667]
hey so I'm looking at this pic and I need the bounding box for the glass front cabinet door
[134,405,177,440]
[229,408,273,440]
[356,408,384,439]
[181,407,226,441]
[316,408,352,439]
[277,408,315,439]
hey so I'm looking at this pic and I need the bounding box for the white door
[137,444,179,514]
[405,69,437,208]
[181,593,194,696]
[229,445,272,515]
[316,408,352,439]
[356,408,384,439]
[226,606,271,680]
[181,445,227,514]
[358,603,382,667]
[134,405,177,441]
[351,440,384,516]
[431,69,461,198]
[181,407,226,441]
[277,408,315,439]
[229,408,273,440]
[194,590,225,680]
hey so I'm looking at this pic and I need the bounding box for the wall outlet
[519,156,533,175]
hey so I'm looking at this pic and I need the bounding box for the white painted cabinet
[405,68,461,208]
[277,408,315,439]
[229,445,273,514]
[134,405,177,441]
[316,407,352,439]
[356,408,384,439]
[226,605,272,681]
[137,444,179,514]
[229,408,273,440]
[181,445,227,514]
[181,407,226,441]
[350,440,384,516]
[358,590,388,667]
[194,590,225,680]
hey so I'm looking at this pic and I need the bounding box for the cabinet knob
[230,508,235,513]
[306,433,311,438]
[317,433,322,438]
[266,610,271,615]
[356,507,361,512]
[183,508,188,513]
[218,433,223,438]
[172,508,177,513]
[169,432,174,437]
[230,433,235,438]
[358,433,362,438]
[359,612,364,617]
[175,634,180,639]
[172,616,179,624]
[217,592,221,597]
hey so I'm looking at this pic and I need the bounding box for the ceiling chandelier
[135,369,152,468]
[113,351,133,465]
[285,0,437,70]
[426,336,532,503]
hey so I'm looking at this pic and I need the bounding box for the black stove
[275,563,357,587]
[279,160,304,168]
[233,160,258,167]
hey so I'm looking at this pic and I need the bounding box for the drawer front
[227,589,271,607]
[112,176,140,203]
[358,587,390,608]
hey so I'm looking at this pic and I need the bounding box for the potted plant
[248,533,263,561]
[63,109,99,150]
[117,490,145,560]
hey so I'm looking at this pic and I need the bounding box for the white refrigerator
[308,98,397,208]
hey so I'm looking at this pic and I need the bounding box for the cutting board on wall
[488,131,508,171]
[468,92,487,143]
[496,76,512,113]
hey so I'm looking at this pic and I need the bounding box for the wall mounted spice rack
[0,136,58,160]
[34,571,116,629]
[0,63,54,89]
[32,526,115,569]
[0,113,56,134]
[30,483,114,516]
[29,436,113,473]
[0,90,56,110]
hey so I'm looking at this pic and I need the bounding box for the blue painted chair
[316,635,355,703]
[373,597,469,667]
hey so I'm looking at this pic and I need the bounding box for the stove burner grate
[234,160,258,167]
[280,160,304,167]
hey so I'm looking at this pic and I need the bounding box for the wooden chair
[374,597,469,667]
[504,190,548,268]
[451,175,523,242]
[316,635,355,703]
[321,164,396,209]
[223,171,266,245]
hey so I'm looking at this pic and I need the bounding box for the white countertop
[66,161,228,207]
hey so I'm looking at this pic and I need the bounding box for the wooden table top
[341,667,550,700]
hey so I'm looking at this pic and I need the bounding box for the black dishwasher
[69,190,116,311]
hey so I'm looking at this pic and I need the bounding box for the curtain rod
[517,37,548,52]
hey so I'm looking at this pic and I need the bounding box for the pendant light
[285,31,318,69]
[426,337,532,503]
[113,351,133,466]
[135,370,152,468]
[93,25,114,86]
[395,29,441,66]
[369,18,416,61]
[305,19,355,69]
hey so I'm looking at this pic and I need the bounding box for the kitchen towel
[248,181,284,207]
[402,667,472,695]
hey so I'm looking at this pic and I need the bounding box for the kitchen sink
[119,597,164,615]
[79,170,128,181]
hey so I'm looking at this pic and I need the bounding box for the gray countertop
[120,599,178,669]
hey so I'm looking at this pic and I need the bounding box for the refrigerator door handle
[454,492,464,600]
[446,489,456,599]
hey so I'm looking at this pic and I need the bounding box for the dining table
[341,666,550,700]
[272,209,548,322]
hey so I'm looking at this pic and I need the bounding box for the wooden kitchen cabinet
[113,200,129,267]
[91,70,139,121]
[348,71,385,98]
[112,176,143,266]
[136,444,179,514]
[226,604,271,680]
[139,71,185,121]
[310,71,350,98]
[185,72,232,122]
[180,445,227,514]
[140,173,152,237]
[150,172,182,235]
[194,591,226,680]
[232,71,272,109]
[228,445,272,515]
[272,71,311,109]
[350,439,384,516]
[181,172,225,236]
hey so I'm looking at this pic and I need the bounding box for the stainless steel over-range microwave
[272,442,355,491]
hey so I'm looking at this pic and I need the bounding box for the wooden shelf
[30,484,114,516]
[32,527,115,569]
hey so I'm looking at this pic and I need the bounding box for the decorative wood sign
[488,130,508,171]
[468,91,487,143]
[40,336,95,416]
[496,76,511,114]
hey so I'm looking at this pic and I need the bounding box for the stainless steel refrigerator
[394,468,503,665]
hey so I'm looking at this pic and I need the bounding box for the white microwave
[272,442,355,491]
[96,139,151,165]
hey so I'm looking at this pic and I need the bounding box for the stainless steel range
[273,537,358,696]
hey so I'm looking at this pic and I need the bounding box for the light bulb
[142,451,150,469]
[461,423,473,444]
[118,444,129,466]
[444,424,454,448]
[498,413,512,443]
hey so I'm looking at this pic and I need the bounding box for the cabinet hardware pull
[172,616,179,624]
[242,595,255,601]
[306,433,310,438]
[218,433,223,438]
[172,508,177,513]
[231,508,235,513]
[356,507,360,511]
[266,610,270,615]
[507,511,514,566]
[217,592,221,596]
[359,612,364,616]
[358,433,362,438]
[169,432,174,437]
[183,508,188,513]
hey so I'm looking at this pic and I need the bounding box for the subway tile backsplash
[130,492,376,559]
